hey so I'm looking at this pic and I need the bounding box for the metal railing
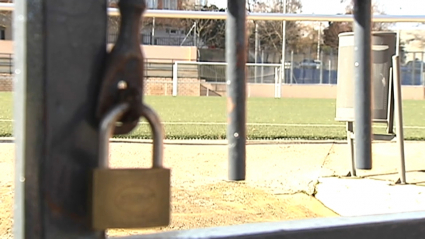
[2,2,425,22]
[108,33,195,46]
[0,53,12,75]
[0,50,424,85]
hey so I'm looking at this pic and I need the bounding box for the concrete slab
[315,177,425,217]
[320,141,425,181]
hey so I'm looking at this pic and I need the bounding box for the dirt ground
[0,142,338,238]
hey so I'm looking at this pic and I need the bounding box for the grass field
[1,92,425,140]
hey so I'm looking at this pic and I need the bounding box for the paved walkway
[313,140,425,216]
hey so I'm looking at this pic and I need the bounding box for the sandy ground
[0,143,13,238]
[0,142,338,238]
[2,139,425,237]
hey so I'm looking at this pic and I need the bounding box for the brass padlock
[92,103,170,230]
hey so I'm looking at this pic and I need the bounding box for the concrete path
[315,141,425,217]
[315,177,425,217]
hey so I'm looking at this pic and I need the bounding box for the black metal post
[226,0,247,181]
[353,0,372,169]
[14,0,107,238]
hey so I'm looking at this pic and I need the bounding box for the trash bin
[335,31,397,122]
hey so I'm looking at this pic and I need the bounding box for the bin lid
[372,45,389,51]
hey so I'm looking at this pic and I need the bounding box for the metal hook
[96,0,147,135]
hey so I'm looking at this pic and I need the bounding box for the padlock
[92,103,170,230]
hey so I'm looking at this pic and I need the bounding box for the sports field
[1,92,425,140]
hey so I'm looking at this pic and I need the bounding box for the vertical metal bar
[275,67,279,97]
[290,50,294,84]
[173,62,178,96]
[328,59,331,84]
[387,67,395,134]
[226,0,247,181]
[261,50,264,83]
[396,29,401,56]
[412,52,416,85]
[8,53,12,74]
[346,122,356,177]
[13,1,35,238]
[193,21,197,47]
[392,55,407,184]
[151,17,155,45]
[319,51,323,84]
[421,53,424,85]
[254,23,258,83]
[316,22,321,61]
[281,0,286,84]
[353,0,372,169]
[14,0,107,238]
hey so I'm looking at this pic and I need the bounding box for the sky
[208,0,423,15]
[208,0,425,29]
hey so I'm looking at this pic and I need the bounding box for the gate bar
[226,0,247,181]
[353,0,372,169]
[115,211,425,239]
[13,0,107,238]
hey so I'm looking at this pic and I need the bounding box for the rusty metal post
[226,0,247,181]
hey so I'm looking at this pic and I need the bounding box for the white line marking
[1,119,425,129]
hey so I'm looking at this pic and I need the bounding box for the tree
[323,21,352,50]
[323,1,392,51]
[294,24,321,55]
[179,4,226,49]
[247,0,303,52]
[343,1,393,31]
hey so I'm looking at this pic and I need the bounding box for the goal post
[172,61,283,97]
[172,62,178,96]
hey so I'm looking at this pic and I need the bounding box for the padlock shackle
[99,103,164,168]
[140,104,164,168]
[99,103,130,168]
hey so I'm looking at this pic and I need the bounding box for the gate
[10,0,425,238]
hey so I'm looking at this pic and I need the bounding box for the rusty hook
[96,0,147,135]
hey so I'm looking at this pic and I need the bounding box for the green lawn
[1,92,425,140]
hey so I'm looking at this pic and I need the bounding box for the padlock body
[92,168,170,229]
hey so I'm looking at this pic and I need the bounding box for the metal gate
[10,0,425,238]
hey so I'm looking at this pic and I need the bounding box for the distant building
[0,0,12,41]
[0,14,11,40]
[108,0,200,46]
[146,0,180,10]
[139,0,196,46]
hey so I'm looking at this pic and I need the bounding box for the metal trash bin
[335,31,397,122]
